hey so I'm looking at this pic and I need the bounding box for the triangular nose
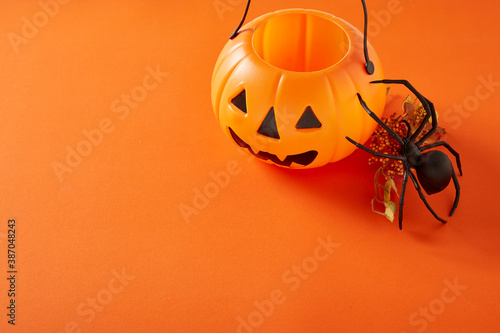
[296,106,322,129]
[257,107,280,139]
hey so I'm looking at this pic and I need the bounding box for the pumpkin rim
[249,9,352,74]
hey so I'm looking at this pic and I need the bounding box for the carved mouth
[229,128,318,167]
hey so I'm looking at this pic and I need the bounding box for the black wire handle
[230,0,252,39]
[361,0,375,74]
[229,0,375,75]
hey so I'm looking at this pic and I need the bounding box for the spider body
[346,79,462,229]
[415,150,453,195]
[399,128,453,195]
[402,140,421,167]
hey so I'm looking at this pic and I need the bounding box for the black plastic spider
[346,79,463,230]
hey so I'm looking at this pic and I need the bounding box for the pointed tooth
[275,152,288,162]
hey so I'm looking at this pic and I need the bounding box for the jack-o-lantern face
[212,9,387,168]
[228,89,321,167]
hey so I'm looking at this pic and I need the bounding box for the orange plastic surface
[212,9,386,168]
[1,1,499,333]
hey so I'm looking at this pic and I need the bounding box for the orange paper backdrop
[0,1,499,333]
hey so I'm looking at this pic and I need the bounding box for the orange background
[1,1,499,332]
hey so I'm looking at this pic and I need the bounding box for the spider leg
[407,169,447,224]
[450,168,461,216]
[356,94,404,146]
[401,120,412,140]
[419,141,463,176]
[370,79,437,144]
[345,136,404,161]
[415,98,437,145]
[398,169,409,230]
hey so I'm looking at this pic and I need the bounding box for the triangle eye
[231,90,247,114]
[296,106,322,129]
[257,107,280,139]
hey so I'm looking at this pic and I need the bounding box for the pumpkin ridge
[327,71,358,161]
[268,72,286,131]
[212,41,246,86]
[213,53,253,122]
[323,73,339,161]
[346,69,366,143]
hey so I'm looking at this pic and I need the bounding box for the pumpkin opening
[252,12,350,72]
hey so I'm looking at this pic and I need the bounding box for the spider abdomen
[416,151,453,195]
